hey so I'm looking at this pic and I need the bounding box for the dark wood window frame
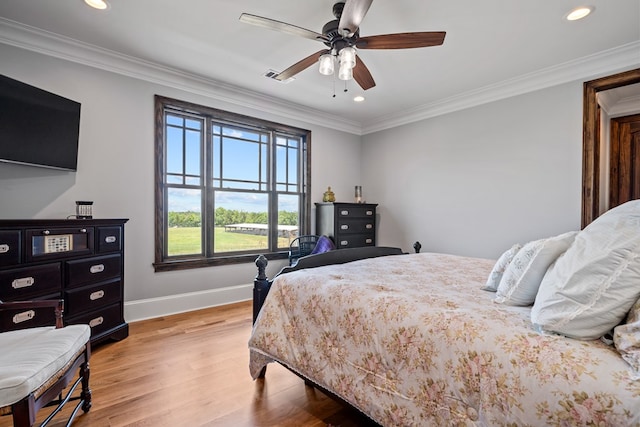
[153,95,312,272]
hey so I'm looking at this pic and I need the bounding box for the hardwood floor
[0,301,378,427]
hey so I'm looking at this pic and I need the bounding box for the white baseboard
[124,283,253,323]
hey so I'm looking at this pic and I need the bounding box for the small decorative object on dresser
[322,186,336,202]
[315,202,377,249]
[75,201,94,219]
[0,218,129,345]
[354,185,363,203]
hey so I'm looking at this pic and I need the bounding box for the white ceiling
[0,0,639,133]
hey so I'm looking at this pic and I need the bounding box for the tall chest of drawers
[0,218,129,345]
[315,202,377,249]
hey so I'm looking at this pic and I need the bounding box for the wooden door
[609,113,640,208]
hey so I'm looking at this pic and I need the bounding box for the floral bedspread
[248,253,640,426]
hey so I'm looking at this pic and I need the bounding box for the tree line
[168,208,298,227]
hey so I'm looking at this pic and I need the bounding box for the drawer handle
[340,210,350,216]
[90,290,105,301]
[105,236,117,243]
[13,310,35,324]
[90,264,105,274]
[340,240,349,246]
[366,224,373,229]
[366,210,373,216]
[340,225,349,230]
[42,230,51,235]
[366,238,373,244]
[89,316,104,328]
[0,244,9,254]
[12,277,35,289]
[79,228,87,233]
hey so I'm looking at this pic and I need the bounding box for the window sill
[153,251,289,272]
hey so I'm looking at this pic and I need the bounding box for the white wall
[363,82,583,259]
[0,43,362,320]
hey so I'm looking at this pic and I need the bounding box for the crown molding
[0,18,363,135]
[361,41,640,134]
[1,17,638,137]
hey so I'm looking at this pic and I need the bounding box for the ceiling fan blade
[338,0,373,37]
[357,32,446,49]
[276,50,329,82]
[353,56,376,90]
[239,13,327,42]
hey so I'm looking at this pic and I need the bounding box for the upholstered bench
[0,301,91,427]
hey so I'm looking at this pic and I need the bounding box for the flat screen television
[0,74,81,171]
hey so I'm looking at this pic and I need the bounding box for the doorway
[609,113,640,209]
[581,68,640,228]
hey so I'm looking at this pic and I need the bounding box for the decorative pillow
[614,297,640,380]
[531,199,640,340]
[310,235,335,255]
[481,243,521,292]
[494,231,577,306]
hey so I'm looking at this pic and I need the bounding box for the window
[154,96,311,272]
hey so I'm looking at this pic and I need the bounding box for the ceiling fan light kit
[318,53,335,76]
[240,0,446,92]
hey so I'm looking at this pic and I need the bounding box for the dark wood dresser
[315,202,377,249]
[0,218,129,345]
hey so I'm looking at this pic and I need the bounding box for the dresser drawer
[335,234,375,248]
[66,302,122,338]
[66,254,121,288]
[0,230,21,267]
[335,218,375,234]
[336,205,376,218]
[97,226,122,253]
[64,278,122,317]
[0,263,61,300]
[0,294,60,332]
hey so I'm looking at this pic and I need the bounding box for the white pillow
[614,297,640,380]
[494,231,577,306]
[531,200,640,340]
[482,243,521,292]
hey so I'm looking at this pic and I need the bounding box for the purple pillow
[310,235,336,255]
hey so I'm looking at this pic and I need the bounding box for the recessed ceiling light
[84,0,109,10]
[353,96,365,102]
[565,6,594,21]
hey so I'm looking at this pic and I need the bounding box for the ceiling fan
[239,0,446,91]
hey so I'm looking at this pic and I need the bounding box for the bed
[248,202,640,426]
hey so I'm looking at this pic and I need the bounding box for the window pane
[288,148,298,185]
[261,144,267,185]
[214,191,269,252]
[167,188,202,256]
[166,175,183,185]
[213,135,221,181]
[224,126,260,142]
[276,145,286,183]
[166,114,183,126]
[185,129,201,177]
[185,118,201,130]
[166,127,183,175]
[222,138,259,183]
[278,194,299,249]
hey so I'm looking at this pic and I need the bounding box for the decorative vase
[323,186,335,202]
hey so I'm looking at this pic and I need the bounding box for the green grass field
[167,226,292,255]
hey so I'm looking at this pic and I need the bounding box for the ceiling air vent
[263,69,295,84]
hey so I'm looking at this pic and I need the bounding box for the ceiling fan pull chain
[332,73,336,98]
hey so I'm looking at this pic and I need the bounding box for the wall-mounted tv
[0,74,81,171]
